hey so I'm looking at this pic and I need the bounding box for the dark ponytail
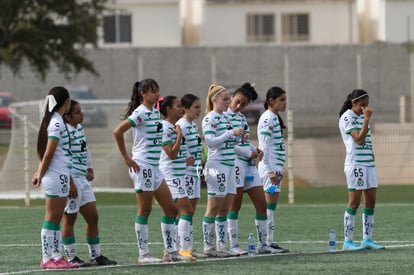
[338,89,369,118]
[121,79,159,119]
[37,86,70,159]
[159,96,177,117]
[233,82,258,102]
[264,86,286,130]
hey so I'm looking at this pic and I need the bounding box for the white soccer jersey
[339,109,375,167]
[202,111,235,167]
[128,105,163,166]
[257,109,285,173]
[176,117,202,177]
[47,112,72,174]
[159,120,187,179]
[67,123,92,177]
[224,108,256,163]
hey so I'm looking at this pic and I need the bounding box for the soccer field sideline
[1,243,414,275]
[2,202,413,274]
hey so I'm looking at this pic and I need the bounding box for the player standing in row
[338,89,385,251]
[32,87,79,269]
[225,83,280,255]
[176,94,204,257]
[158,95,196,262]
[113,79,179,264]
[61,100,117,267]
[202,85,244,257]
[257,87,289,253]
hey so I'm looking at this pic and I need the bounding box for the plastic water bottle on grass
[248,233,256,256]
[329,229,336,252]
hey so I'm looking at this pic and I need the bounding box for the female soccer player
[257,86,289,253]
[32,87,79,269]
[224,83,280,255]
[61,100,117,266]
[159,95,196,261]
[202,84,244,257]
[113,79,183,264]
[338,89,385,251]
[176,94,204,257]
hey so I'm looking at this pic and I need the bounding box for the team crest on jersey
[269,126,273,131]
[145,178,152,188]
[212,123,217,129]
[352,118,358,125]
[187,186,194,196]
[62,184,68,194]
[137,116,142,123]
[68,199,77,210]
[218,183,225,192]
[357,177,364,187]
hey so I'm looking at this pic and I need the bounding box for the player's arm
[113,119,139,171]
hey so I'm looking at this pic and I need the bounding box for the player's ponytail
[233,82,258,102]
[37,86,70,159]
[264,86,286,130]
[338,89,369,118]
[122,79,159,119]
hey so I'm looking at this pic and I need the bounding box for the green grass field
[1,186,414,274]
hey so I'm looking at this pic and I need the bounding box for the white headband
[41,95,57,115]
[213,88,227,98]
[351,94,368,102]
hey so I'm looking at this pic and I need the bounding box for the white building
[101,0,182,47]
[358,0,414,43]
[199,0,358,46]
[99,0,414,47]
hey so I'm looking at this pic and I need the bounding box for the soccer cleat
[69,256,92,267]
[90,255,117,266]
[163,250,194,262]
[40,259,59,269]
[343,240,364,251]
[269,243,289,253]
[203,247,233,258]
[230,245,248,256]
[178,249,197,262]
[54,257,79,269]
[217,247,240,257]
[257,245,283,254]
[361,239,385,250]
[191,249,208,259]
[137,253,162,264]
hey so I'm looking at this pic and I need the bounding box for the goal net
[0,99,134,203]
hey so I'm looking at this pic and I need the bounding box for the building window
[247,14,275,43]
[282,13,309,42]
[103,14,131,43]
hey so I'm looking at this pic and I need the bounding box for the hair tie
[156,95,165,110]
[41,95,57,116]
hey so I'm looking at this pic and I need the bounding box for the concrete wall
[1,44,410,126]
[1,44,413,188]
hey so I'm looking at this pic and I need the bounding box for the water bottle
[329,229,336,252]
[247,233,256,256]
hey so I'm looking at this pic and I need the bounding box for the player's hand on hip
[125,157,140,172]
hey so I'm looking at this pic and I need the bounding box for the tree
[0,0,107,80]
